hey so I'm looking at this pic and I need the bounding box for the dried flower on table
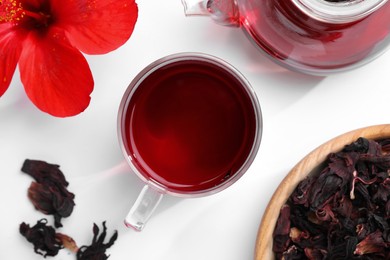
[20,219,78,257]
[56,232,79,253]
[273,137,390,259]
[77,222,118,260]
[21,159,75,228]
[0,0,138,117]
[21,159,69,185]
[20,159,119,259]
[20,219,64,257]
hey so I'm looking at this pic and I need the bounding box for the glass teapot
[182,0,390,75]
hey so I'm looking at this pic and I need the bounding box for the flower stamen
[0,0,25,24]
[1,0,50,26]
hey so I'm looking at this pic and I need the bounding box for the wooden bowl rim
[254,124,390,260]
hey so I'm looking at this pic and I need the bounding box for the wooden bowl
[255,124,390,260]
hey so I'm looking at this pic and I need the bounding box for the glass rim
[293,0,388,23]
[117,52,263,198]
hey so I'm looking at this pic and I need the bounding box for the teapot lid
[294,0,388,23]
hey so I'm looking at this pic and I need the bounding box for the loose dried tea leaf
[20,159,119,259]
[20,219,79,257]
[272,205,291,253]
[20,219,63,257]
[56,233,79,253]
[21,159,69,186]
[22,159,75,228]
[273,137,390,259]
[77,222,118,260]
[355,230,387,256]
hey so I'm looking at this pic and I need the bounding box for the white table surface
[2,0,390,259]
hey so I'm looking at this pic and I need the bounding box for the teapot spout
[181,0,240,27]
[182,0,209,16]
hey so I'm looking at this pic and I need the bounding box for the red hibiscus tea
[239,0,390,73]
[118,53,261,196]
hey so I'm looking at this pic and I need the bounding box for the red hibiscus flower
[0,0,138,117]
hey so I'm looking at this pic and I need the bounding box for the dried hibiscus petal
[77,222,118,260]
[21,159,69,186]
[273,137,390,259]
[20,219,79,257]
[282,245,304,259]
[21,159,75,228]
[354,230,387,255]
[304,247,327,260]
[273,204,291,254]
[20,219,63,257]
[56,233,79,253]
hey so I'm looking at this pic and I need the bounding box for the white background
[1,0,390,259]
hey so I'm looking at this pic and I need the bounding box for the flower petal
[53,0,138,54]
[0,24,24,96]
[18,28,93,117]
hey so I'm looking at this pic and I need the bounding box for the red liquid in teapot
[122,59,257,193]
[239,0,390,72]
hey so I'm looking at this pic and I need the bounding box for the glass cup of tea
[117,53,262,231]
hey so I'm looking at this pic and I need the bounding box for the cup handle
[124,185,164,231]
